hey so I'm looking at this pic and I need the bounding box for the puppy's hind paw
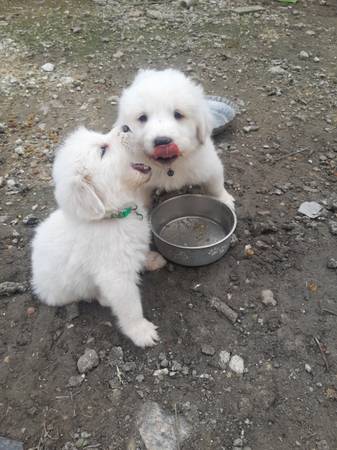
[144,251,167,272]
[125,318,159,348]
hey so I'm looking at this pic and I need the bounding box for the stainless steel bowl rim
[150,194,237,250]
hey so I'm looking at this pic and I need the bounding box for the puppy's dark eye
[100,144,108,158]
[174,110,184,120]
[138,114,148,123]
[122,124,131,133]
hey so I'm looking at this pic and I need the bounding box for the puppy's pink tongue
[153,143,180,159]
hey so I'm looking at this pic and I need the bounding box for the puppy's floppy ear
[196,98,213,145]
[55,173,105,221]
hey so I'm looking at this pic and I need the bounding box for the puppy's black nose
[154,136,172,147]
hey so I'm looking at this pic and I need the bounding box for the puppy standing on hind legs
[31,126,159,347]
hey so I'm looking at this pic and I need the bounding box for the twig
[313,336,329,371]
[271,147,311,164]
[174,403,181,450]
[208,297,238,324]
[320,306,337,317]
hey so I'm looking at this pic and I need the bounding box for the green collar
[104,203,143,220]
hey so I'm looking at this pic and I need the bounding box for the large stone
[137,401,191,450]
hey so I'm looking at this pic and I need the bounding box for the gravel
[77,349,99,374]
[261,289,277,306]
[229,355,245,374]
[201,344,216,356]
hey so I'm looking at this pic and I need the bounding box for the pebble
[22,214,39,226]
[298,201,322,219]
[327,258,337,269]
[136,374,144,383]
[113,50,123,59]
[261,289,277,307]
[109,346,124,365]
[305,363,312,373]
[233,438,243,447]
[137,401,191,450]
[0,437,23,450]
[77,349,99,374]
[299,50,309,59]
[328,221,337,236]
[218,350,231,369]
[317,440,330,450]
[201,344,216,356]
[244,244,255,257]
[0,281,27,296]
[269,65,287,75]
[229,355,244,374]
[67,374,85,387]
[41,63,55,72]
[26,306,36,317]
[243,125,259,133]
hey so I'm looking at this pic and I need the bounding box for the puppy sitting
[31,126,159,347]
[115,68,235,210]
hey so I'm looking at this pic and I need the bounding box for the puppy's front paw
[218,190,235,211]
[125,318,159,348]
[144,251,167,272]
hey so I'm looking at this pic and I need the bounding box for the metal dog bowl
[207,95,238,136]
[151,194,237,267]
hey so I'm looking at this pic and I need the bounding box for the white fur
[31,126,159,347]
[115,68,235,209]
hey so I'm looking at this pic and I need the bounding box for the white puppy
[31,126,159,347]
[115,68,235,209]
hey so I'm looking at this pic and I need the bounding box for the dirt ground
[1,0,337,449]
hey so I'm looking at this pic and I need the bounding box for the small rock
[298,201,322,219]
[14,146,24,156]
[233,438,243,447]
[218,350,231,369]
[329,221,337,236]
[269,65,287,75]
[0,123,6,133]
[41,63,55,72]
[299,50,309,59]
[77,348,99,374]
[136,374,144,383]
[313,56,320,63]
[71,26,82,33]
[305,363,312,373]
[109,346,124,365]
[243,125,259,133]
[0,437,23,450]
[171,361,182,371]
[179,0,194,7]
[160,358,169,368]
[26,306,36,317]
[22,214,39,226]
[244,244,255,257]
[229,355,244,374]
[201,344,216,356]
[327,258,337,269]
[317,440,330,450]
[123,361,136,372]
[153,368,169,377]
[113,50,124,59]
[67,374,85,387]
[0,281,27,296]
[261,289,277,307]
